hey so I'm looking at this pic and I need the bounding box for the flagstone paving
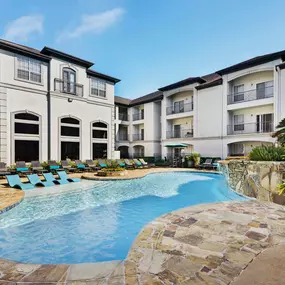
[0,200,285,284]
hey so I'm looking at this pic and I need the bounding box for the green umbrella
[165,143,189,148]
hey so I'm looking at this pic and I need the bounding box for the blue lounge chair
[27,174,55,187]
[98,159,107,168]
[43,172,69,185]
[6,174,34,190]
[16,161,31,174]
[48,160,64,172]
[57,170,81,182]
[117,159,125,167]
[133,159,143,167]
[75,160,90,172]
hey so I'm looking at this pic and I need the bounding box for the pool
[0,172,246,264]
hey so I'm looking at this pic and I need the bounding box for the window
[174,101,184,113]
[60,117,80,137]
[233,85,244,102]
[63,68,76,94]
[256,81,273,99]
[17,56,42,83]
[234,115,244,131]
[92,122,108,139]
[257,113,273,133]
[91,79,106,98]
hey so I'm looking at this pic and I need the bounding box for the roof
[158,77,205,91]
[277,62,285,70]
[87,69,120,84]
[115,91,163,106]
[41,47,94,68]
[196,73,222,90]
[0,39,50,62]
[217,50,285,75]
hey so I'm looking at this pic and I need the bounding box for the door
[256,114,273,133]
[256,81,273,99]
[173,125,181,138]
[140,129,144,140]
[63,68,76,93]
[174,101,184,113]
[233,115,244,132]
[233,85,244,102]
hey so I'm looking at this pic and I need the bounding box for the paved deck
[0,200,285,284]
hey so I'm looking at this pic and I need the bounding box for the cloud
[3,15,44,42]
[57,8,125,42]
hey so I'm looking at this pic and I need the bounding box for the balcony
[133,112,144,121]
[227,86,273,105]
[118,113,129,121]
[166,103,193,115]
[117,133,129,141]
[133,134,144,141]
[166,129,193,139]
[54,79,83,97]
[227,122,274,135]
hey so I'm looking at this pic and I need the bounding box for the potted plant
[185,156,194,168]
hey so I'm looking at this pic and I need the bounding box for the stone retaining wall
[222,160,285,204]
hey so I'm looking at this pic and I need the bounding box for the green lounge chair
[43,172,69,185]
[16,161,31,174]
[57,170,81,182]
[133,159,143,167]
[117,159,126,167]
[98,159,107,168]
[27,174,55,187]
[6,174,34,190]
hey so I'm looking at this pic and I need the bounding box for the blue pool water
[0,172,246,264]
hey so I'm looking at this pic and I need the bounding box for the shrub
[155,159,169,166]
[249,145,285,161]
[278,180,285,195]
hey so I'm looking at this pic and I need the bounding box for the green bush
[249,145,285,161]
[155,159,169,166]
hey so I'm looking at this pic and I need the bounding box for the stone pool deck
[0,200,285,284]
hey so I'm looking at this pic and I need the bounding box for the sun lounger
[27,174,55,187]
[16,161,31,174]
[133,159,143,167]
[124,159,135,169]
[31,161,47,173]
[199,159,213,169]
[0,162,11,176]
[48,160,63,172]
[74,160,90,172]
[6,174,34,190]
[57,170,81,182]
[98,159,107,168]
[43,172,69,185]
[117,159,126,168]
[139,158,150,168]
[86,160,99,171]
[61,160,77,172]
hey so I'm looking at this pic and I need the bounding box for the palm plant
[272,118,285,146]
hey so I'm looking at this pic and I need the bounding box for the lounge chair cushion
[77,164,85,169]
[17,167,29,171]
[50,165,59,170]
[100,163,107,168]
[119,163,125,167]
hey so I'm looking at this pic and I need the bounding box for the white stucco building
[0,39,120,165]
[116,50,285,159]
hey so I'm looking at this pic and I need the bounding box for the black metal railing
[54,79,83,97]
[227,122,274,135]
[166,129,193,139]
[133,134,144,140]
[166,102,193,115]
[118,113,129,121]
[117,133,128,141]
[133,112,144,121]
[227,86,273,104]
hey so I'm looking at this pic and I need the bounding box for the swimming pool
[0,172,246,264]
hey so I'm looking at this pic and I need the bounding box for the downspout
[47,60,51,160]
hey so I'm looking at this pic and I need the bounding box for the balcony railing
[117,133,128,141]
[227,122,274,135]
[133,112,144,121]
[166,129,193,139]
[227,86,273,105]
[166,103,193,115]
[54,79,83,97]
[133,134,144,141]
[118,113,129,121]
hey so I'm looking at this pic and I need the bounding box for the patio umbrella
[165,143,189,148]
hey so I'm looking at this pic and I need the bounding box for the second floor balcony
[166,128,193,139]
[227,122,274,135]
[118,113,129,121]
[116,133,129,141]
[227,86,273,105]
[133,133,144,141]
[166,102,193,115]
[133,112,144,121]
[54,79,83,97]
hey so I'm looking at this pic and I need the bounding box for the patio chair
[61,160,77,172]
[48,160,63,172]
[116,159,126,168]
[6,174,34,190]
[27,174,55,187]
[31,161,47,174]
[57,170,81,182]
[43,172,69,185]
[74,160,90,172]
[0,162,11,177]
[133,159,143,168]
[98,159,107,168]
[139,158,150,168]
[16,161,32,174]
[124,159,135,169]
[199,159,213,169]
[86,160,100,171]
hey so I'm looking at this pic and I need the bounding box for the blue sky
[1,0,285,99]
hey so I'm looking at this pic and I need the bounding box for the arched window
[91,121,108,159]
[63,68,76,94]
[60,116,81,160]
[12,111,41,162]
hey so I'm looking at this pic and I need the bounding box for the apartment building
[116,50,285,159]
[0,39,120,165]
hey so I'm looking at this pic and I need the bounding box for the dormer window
[17,56,42,83]
[63,68,76,94]
[91,78,106,98]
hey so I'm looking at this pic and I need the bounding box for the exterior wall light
[68,98,73,103]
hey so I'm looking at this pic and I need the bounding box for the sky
[1,0,285,99]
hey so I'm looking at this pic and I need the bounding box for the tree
[272,118,285,146]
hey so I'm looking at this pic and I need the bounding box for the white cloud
[3,15,44,42]
[57,8,125,42]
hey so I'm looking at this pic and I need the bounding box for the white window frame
[90,78,107,99]
[233,114,244,132]
[90,120,109,159]
[233,84,244,102]
[15,56,43,85]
